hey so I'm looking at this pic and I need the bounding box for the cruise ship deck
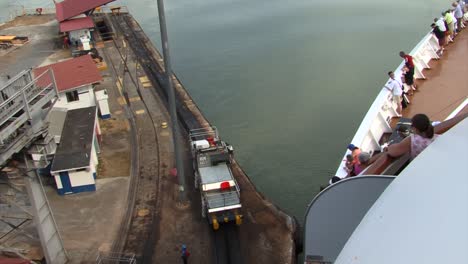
[401,29,468,121]
[304,23,468,264]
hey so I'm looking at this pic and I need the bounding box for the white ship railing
[334,32,441,178]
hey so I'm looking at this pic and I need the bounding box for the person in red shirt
[399,51,417,89]
[181,244,190,264]
[63,36,69,49]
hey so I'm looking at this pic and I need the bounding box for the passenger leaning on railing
[384,71,403,117]
[399,51,416,90]
[353,152,371,175]
[384,114,438,160]
[444,9,456,40]
[344,154,355,177]
[453,1,465,32]
[431,23,446,56]
[347,144,361,165]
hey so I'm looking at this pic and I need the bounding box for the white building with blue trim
[50,106,100,194]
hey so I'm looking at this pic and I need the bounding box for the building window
[66,90,79,102]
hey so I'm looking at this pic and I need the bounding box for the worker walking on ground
[181,244,190,264]
[63,36,69,49]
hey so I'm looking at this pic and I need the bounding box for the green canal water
[5,0,448,221]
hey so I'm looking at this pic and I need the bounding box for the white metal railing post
[48,68,60,96]
[21,89,31,120]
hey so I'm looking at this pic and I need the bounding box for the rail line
[108,13,244,264]
[96,13,163,262]
[97,26,139,257]
[213,224,243,264]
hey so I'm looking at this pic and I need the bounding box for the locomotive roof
[198,163,234,185]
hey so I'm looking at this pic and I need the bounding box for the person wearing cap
[347,144,361,165]
[181,244,190,264]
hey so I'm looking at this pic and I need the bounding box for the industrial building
[50,106,100,195]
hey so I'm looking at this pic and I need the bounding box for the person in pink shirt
[386,114,438,160]
[353,152,371,175]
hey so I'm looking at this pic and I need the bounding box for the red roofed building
[55,0,115,22]
[59,16,94,46]
[34,55,102,111]
[59,16,94,33]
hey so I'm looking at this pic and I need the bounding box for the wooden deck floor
[400,28,468,124]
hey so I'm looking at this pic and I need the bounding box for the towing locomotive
[189,127,242,230]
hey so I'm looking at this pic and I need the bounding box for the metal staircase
[0,69,58,165]
[0,70,68,263]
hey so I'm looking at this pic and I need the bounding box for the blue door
[59,172,72,195]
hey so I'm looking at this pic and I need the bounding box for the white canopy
[335,118,468,264]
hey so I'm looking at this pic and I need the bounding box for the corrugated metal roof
[59,16,94,32]
[335,118,468,264]
[55,0,115,22]
[51,106,97,172]
[33,55,102,93]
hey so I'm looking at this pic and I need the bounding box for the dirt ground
[95,75,131,179]
[97,119,131,178]
[46,177,129,263]
[0,14,55,30]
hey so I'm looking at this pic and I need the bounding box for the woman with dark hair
[408,114,437,159]
[386,113,438,160]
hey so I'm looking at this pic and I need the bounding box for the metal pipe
[156,0,187,202]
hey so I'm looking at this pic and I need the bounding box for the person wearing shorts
[431,23,446,55]
[399,51,416,89]
[385,71,403,116]
[445,9,456,40]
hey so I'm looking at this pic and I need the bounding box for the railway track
[97,13,163,262]
[213,225,243,264]
[98,26,139,257]
[107,13,244,263]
